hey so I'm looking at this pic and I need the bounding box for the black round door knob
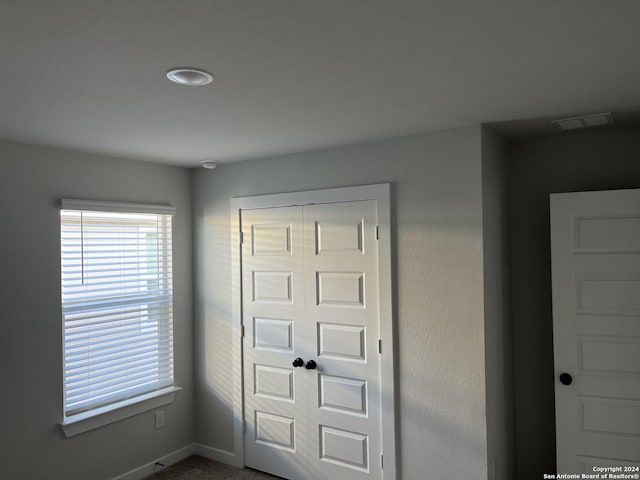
[305,360,317,370]
[292,358,304,368]
[559,373,573,385]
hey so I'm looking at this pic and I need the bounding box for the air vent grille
[551,113,614,131]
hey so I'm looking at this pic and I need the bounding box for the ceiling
[1,0,640,167]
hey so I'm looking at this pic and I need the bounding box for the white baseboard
[111,444,196,480]
[194,443,241,468]
[110,442,241,479]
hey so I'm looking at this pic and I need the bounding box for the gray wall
[508,127,640,480]
[0,140,194,480]
[192,127,492,479]
[481,128,514,480]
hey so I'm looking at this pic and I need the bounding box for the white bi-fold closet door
[241,199,384,480]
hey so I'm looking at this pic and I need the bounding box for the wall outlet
[155,410,165,429]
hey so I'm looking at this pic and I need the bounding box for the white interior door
[242,206,306,479]
[242,200,383,480]
[551,188,640,473]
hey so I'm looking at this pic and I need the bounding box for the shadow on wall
[508,127,640,480]
[194,211,236,451]
[190,125,491,480]
[194,207,489,477]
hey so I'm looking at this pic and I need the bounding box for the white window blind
[60,201,175,418]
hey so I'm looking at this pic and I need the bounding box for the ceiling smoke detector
[551,112,614,131]
[201,160,217,169]
[166,68,213,86]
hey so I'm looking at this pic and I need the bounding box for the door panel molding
[231,184,396,479]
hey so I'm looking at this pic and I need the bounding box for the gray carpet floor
[143,455,281,480]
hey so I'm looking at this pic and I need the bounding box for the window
[60,200,175,425]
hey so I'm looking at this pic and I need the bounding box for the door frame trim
[230,184,397,478]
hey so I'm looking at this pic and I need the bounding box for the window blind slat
[65,355,174,379]
[61,207,174,418]
[66,381,172,415]
[65,308,172,329]
[65,370,174,398]
[62,295,172,314]
[66,380,173,414]
[64,341,173,362]
[65,362,174,394]
[60,199,175,215]
[66,375,173,400]
[65,339,173,361]
[65,361,174,386]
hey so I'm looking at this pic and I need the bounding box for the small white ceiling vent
[551,112,615,131]
[201,160,217,169]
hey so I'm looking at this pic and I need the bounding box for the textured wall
[192,127,490,479]
[0,140,194,480]
[509,127,640,479]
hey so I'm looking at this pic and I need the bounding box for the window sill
[60,386,181,437]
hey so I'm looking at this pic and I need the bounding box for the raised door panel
[317,323,366,362]
[254,365,295,402]
[252,223,292,256]
[316,220,364,255]
[319,425,370,472]
[319,374,368,416]
[255,411,297,451]
[253,317,294,353]
[573,214,640,254]
[316,271,366,308]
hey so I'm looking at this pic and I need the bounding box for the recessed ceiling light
[166,68,213,86]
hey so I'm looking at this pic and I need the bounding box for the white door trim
[230,184,397,478]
